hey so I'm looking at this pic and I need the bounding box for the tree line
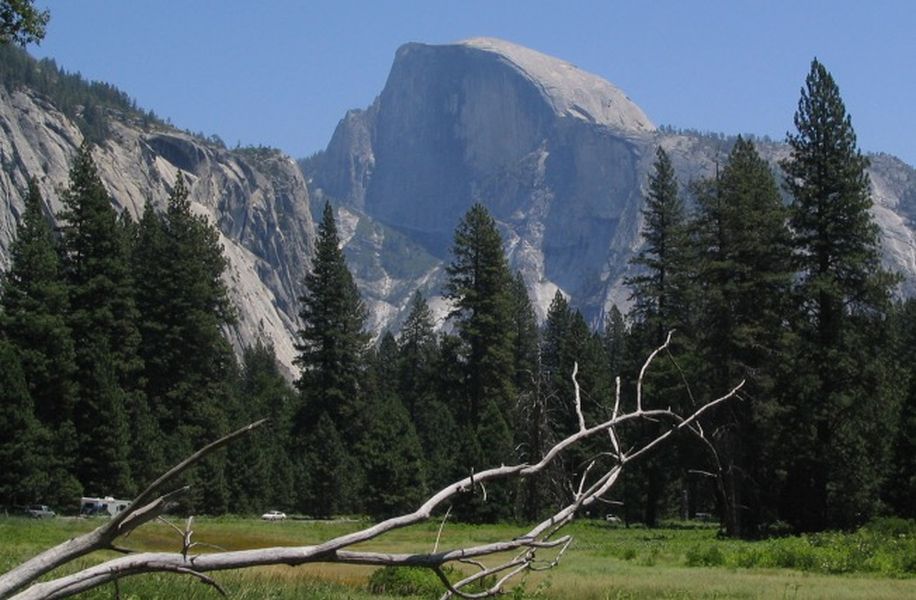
[0,58,912,535]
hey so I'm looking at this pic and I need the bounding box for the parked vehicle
[80,496,130,517]
[261,510,287,521]
[25,505,55,519]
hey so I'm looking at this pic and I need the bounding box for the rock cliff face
[0,86,314,374]
[313,38,916,326]
[3,38,915,365]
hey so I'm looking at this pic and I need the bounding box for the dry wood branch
[1,335,741,600]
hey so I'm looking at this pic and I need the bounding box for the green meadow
[2,517,914,599]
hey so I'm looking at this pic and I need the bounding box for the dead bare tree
[0,332,742,600]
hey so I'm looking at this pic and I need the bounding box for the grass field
[1,516,914,599]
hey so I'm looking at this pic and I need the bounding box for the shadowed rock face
[314,38,916,328]
[0,87,314,375]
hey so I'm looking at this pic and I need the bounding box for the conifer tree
[509,272,539,405]
[361,338,427,519]
[692,136,793,536]
[444,203,517,520]
[295,201,369,439]
[233,341,297,511]
[603,304,627,379]
[59,143,139,496]
[131,174,235,511]
[397,292,459,491]
[445,203,516,430]
[779,59,898,530]
[625,147,694,526]
[627,147,692,341]
[0,340,50,508]
[0,178,81,504]
[294,202,368,515]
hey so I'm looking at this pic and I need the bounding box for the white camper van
[80,496,130,517]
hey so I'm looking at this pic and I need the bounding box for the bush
[368,566,443,597]
[685,544,725,567]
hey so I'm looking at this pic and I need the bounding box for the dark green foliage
[0,178,80,504]
[397,293,459,492]
[295,202,369,438]
[624,148,697,527]
[509,272,539,404]
[132,174,236,506]
[359,392,427,520]
[296,411,361,517]
[0,0,48,45]
[886,300,916,518]
[603,304,627,379]
[0,340,50,507]
[444,204,518,520]
[778,60,899,531]
[294,202,369,515]
[627,147,693,341]
[230,342,298,513]
[690,137,793,536]
[445,203,516,427]
[58,143,139,496]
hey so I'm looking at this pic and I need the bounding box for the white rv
[80,496,130,517]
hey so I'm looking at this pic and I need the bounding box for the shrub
[685,544,725,567]
[368,566,443,597]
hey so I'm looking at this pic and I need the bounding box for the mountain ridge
[1,39,915,371]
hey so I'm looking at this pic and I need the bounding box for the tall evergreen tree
[603,304,627,379]
[0,178,80,505]
[445,205,515,426]
[692,137,793,536]
[295,201,369,437]
[626,146,692,341]
[58,143,139,496]
[0,340,50,508]
[234,341,297,512]
[294,201,368,515]
[445,203,516,429]
[779,59,898,530]
[444,203,516,520]
[625,147,695,526]
[397,292,459,491]
[131,174,236,511]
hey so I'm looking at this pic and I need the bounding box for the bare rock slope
[0,86,314,373]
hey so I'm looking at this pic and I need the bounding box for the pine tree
[692,136,793,536]
[603,304,627,379]
[624,148,695,526]
[233,341,297,512]
[444,203,516,448]
[132,174,236,510]
[779,59,898,531]
[444,203,517,520]
[885,300,916,518]
[627,146,692,342]
[397,292,459,491]
[0,178,81,505]
[294,201,368,515]
[59,143,138,496]
[295,201,369,438]
[360,348,428,520]
[0,340,50,508]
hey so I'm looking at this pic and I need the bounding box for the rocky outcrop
[313,38,916,327]
[0,86,314,374]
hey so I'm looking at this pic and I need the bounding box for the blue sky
[29,1,916,165]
